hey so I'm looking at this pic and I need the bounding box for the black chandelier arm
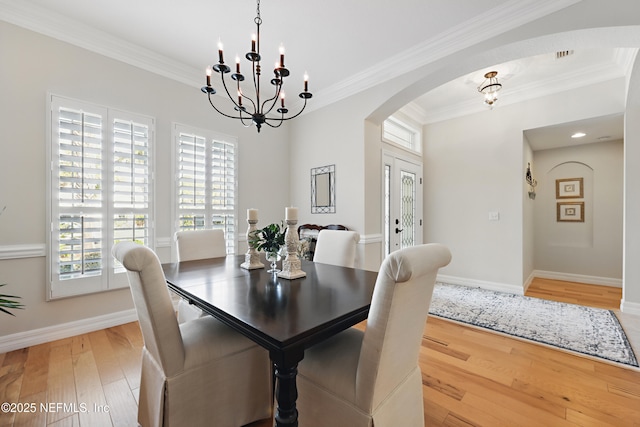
[206,92,244,120]
[206,92,253,128]
[263,116,286,129]
[268,96,309,122]
[237,112,254,128]
[219,71,254,113]
[261,84,283,117]
[237,81,258,113]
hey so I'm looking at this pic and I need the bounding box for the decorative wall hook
[526,163,537,199]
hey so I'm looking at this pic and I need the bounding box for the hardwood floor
[1,279,639,426]
[525,277,623,310]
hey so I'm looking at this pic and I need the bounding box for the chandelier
[477,71,502,108]
[201,0,312,132]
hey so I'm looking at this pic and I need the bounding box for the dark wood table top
[162,255,378,355]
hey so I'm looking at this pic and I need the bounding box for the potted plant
[0,206,23,316]
[0,283,24,316]
[249,222,286,272]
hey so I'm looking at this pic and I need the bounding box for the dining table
[162,254,378,427]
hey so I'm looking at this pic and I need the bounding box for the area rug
[428,283,638,367]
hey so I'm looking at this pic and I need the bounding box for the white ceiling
[1,0,636,149]
[523,114,624,151]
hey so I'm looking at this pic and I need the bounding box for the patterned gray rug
[428,283,638,367]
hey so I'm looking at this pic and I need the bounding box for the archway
[364,26,640,313]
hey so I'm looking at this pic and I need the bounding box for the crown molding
[0,0,202,88]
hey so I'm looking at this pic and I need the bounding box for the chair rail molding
[0,244,46,260]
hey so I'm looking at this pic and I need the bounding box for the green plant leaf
[0,284,24,315]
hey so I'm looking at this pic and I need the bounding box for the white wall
[623,105,640,313]
[0,21,289,340]
[523,138,535,285]
[423,79,625,292]
[533,141,623,283]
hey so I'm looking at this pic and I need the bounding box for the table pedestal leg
[274,363,298,427]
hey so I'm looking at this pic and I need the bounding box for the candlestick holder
[241,219,265,270]
[277,218,307,280]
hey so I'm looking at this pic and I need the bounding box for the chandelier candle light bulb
[217,40,224,64]
[279,44,285,68]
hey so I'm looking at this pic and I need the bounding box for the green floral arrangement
[248,222,286,254]
[0,284,24,316]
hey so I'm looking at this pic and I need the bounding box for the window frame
[46,94,155,299]
[382,114,423,155]
[172,123,238,259]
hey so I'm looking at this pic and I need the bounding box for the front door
[383,154,423,257]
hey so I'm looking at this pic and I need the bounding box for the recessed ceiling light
[571,132,586,138]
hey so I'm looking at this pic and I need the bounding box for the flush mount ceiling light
[571,132,586,138]
[201,0,312,133]
[477,71,502,108]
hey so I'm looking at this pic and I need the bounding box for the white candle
[285,207,298,221]
[247,208,258,221]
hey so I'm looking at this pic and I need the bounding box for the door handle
[395,227,403,234]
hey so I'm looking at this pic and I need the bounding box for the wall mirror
[311,164,335,213]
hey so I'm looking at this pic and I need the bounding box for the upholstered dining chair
[312,229,360,268]
[296,243,452,427]
[174,229,227,323]
[112,241,272,427]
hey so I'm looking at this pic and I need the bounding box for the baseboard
[621,299,640,316]
[523,271,536,293]
[532,270,622,288]
[437,274,524,295]
[0,309,138,354]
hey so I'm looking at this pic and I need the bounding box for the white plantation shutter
[111,116,153,279]
[48,95,154,298]
[177,132,207,229]
[175,124,237,254]
[211,139,236,254]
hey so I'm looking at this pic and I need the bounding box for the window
[48,95,154,299]
[174,124,237,254]
[382,115,422,154]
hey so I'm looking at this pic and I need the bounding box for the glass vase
[266,249,282,273]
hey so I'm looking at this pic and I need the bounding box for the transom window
[382,115,422,154]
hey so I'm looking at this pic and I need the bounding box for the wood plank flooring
[1,278,639,427]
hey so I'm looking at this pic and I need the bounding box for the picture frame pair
[556,178,584,222]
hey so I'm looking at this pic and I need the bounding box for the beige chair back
[112,241,185,376]
[175,229,227,261]
[313,229,360,268]
[356,243,451,410]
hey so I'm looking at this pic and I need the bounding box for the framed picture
[557,201,584,222]
[311,164,335,213]
[556,178,583,199]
